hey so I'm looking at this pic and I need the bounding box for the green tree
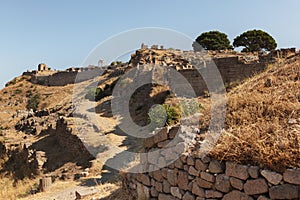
[193,31,232,51]
[233,29,277,52]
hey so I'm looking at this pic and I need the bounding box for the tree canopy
[233,29,277,52]
[193,31,232,51]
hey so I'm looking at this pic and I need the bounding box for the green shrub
[148,99,202,129]
[148,104,181,129]
[26,94,40,111]
[179,98,202,117]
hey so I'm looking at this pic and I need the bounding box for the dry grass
[208,57,300,172]
[0,177,37,200]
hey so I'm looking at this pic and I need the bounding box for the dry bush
[207,57,300,172]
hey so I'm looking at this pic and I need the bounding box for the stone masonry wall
[32,68,102,86]
[177,57,266,96]
[124,126,300,200]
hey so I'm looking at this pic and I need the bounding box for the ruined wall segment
[124,126,300,200]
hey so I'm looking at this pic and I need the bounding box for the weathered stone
[283,169,300,185]
[248,166,259,179]
[170,187,182,199]
[188,166,199,176]
[244,179,268,195]
[261,170,282,185]
[174,158,184,169]
[196,178,213,189]
[200,172,215,182]
[187,157,195,165]
[208,160,224,174]
[174,142,186,154]
[154,128,168,144]
[161,168,168,178]
[226,162,249,180]
[201,156,211,163]
[167,170,178,186]
[257,195,270,200]
[137,183,150,200]
[184,165,189,171]
[158,193,176,200]
[215,174,231,193]
[157,140,170,148]
[229,177,244,190]
[223,190,253,200]
[137,174,151,186]
[205,190,223,198]
[148,150,160,165]
[169,126,180,138]
[154,181,163,192]
[180,154,188,163]
[195,159,208,171]
[182,191,195,200]
[151,178,155,186]
[150,187,159,197]
[163,179,171,193]
[192,182,205,197]
[144,136,155,148]
[158,156,166,168]
[163,148,179,161]
[269,184,299,199]
[153,170,163,182]
[178,171,189,190]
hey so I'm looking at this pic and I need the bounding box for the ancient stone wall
[177,57,266,95]
[124,126,300,200]
[32,68,102,86]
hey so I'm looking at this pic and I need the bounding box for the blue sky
[1,0,300,88]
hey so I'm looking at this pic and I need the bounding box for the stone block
[244,179,268,195]
[200,172,215,182]
[269,184,299,199]
[170,187,182,199]
[191,182,205,197]
[229,177,244,190]
[167,170,178,186]
[182,191,195,200]
[222,190,253,200]
[215,174,231,193]
[248,166,259,179]
[196,178,213,189]
[208,160,224,174]
[283,169,300,185]
[137,183,150,200]
[188,166,199,176]
[178,170,189,190]
[152,170,163,182]
[158,193,176,200]
[195,159,208,171]
[225,162,249,180]
[261,170,282,185]
[205,190,223,198]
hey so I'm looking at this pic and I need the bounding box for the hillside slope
[209,56,300,171]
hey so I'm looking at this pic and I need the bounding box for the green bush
[26,94,40,111]
[179,98,202,117]
[148,104,181,129]
[148,99,202,129]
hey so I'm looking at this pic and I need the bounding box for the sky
[1,0,300,88]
